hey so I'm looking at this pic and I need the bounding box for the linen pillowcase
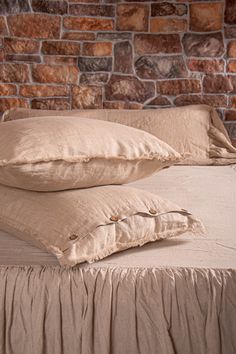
[0,184,205,266]
[0,116,181,191]
[4,105,236,165]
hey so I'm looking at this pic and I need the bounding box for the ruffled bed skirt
[0,266,235,354]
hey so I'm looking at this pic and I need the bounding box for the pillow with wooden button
[0,184,205,266]
[0,116,181,191]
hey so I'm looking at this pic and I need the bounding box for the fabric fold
[0,265,235,354]
[0,184,205,266]
[2,105,236,166]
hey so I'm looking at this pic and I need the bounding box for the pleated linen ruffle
[0,266,235,354]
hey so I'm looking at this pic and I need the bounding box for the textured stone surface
[0,98,29,112]
[64,17,113,31]
[157,79,201,95]
[0,0,30,15]
[0,0,234,138]
[230,97,236,109]
[4,38,40,54]
[151,3,187,17]
[225,110,236,121]
[78,57,112,72]
[43,56,77,65]
[0,49,4,62]
[225,0,236,25]
[42,41,80,55]
[97,32,132,41]
[203,75,233,93]
[183,33,224,57]
[0,84,17,96]
[68,0,99,2]
[225,26,236,39]
[5,54,41,63]
[82,42,112,56]
[134,34,182,55]
[20,85,69,97]
[116,4,149,32]
[80,73,109,86]
[114,41,133,74]
[7,14,61,39]
[62,32,95,41]
[174,95,227,108]
[69,4,114,17]
[150,19,187,33]
[135,56,187,80]
[229,75,236,93]
[187,59,224,73]
[190,3,223,32]
[147,96,171,106]
[32,64,79,84]
[103,101,143,109]
[105,75,155,103]
[72,86,102,109]
[228,41,236,58]
[227,60,236,73]
[174,95,227,107]
[0,16,7,35]
[31,0,68,15]
[0,63,29,82]
[0,50,4,63]
[31,98,70,110]
[225,123,236,138]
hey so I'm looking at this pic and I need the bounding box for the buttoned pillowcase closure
[0,184,205,266]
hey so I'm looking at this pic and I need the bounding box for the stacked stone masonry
[0,0,235,144]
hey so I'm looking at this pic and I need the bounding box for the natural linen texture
[0,184,204,266]
[3,105,236,165]
[0,116,180,191]
[0,267,235,354]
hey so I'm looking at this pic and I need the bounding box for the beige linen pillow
[0,116,180,191]
[0,184,204,266]
[3,105,236,165]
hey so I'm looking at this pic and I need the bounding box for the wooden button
[110,215,119,222]
[69,234,78,241]
[149,208,157,215]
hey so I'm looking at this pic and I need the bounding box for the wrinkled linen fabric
[0,266,235,354]
[2,105,236,165]
[0,166,235,269]
[0,166,236,353]
[0,116,180,191]
[0,184,204,266]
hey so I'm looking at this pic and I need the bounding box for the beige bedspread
[0,166,236,354]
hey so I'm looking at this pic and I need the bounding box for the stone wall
[0,0,235,143]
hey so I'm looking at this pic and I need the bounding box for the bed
[0,165,235,354]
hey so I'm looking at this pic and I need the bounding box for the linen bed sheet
[0,166,236,354]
